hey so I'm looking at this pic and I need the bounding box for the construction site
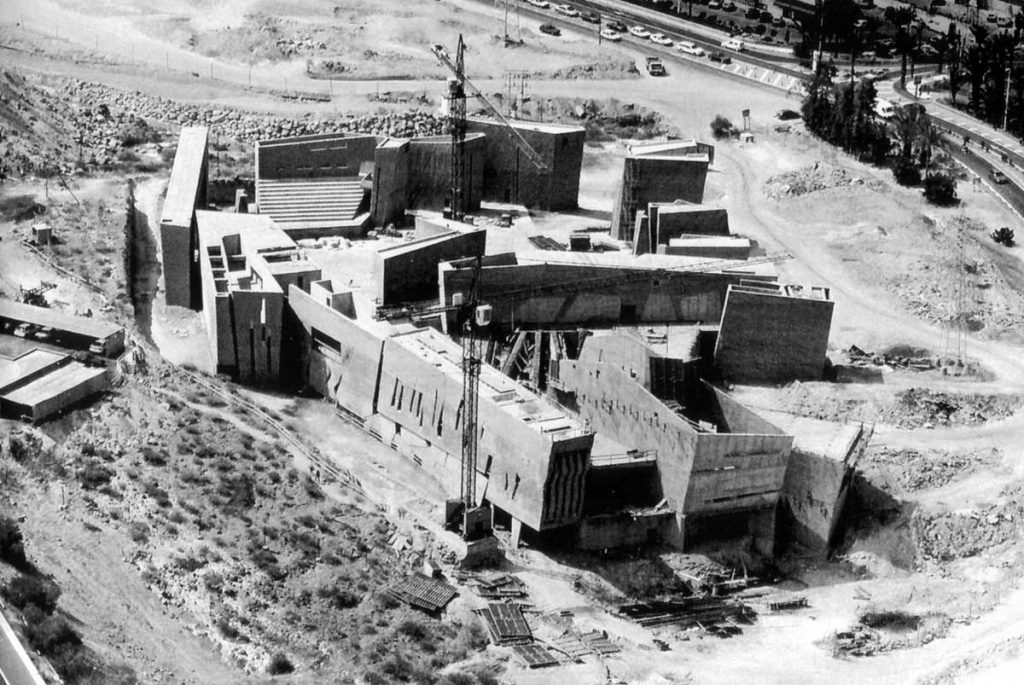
[2,0,1024,684]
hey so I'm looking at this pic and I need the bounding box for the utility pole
[1004,66,1012,130]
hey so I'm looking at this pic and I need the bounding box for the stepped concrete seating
[255,177,371,238]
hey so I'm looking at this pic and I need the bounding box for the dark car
[539,23,561,36]
[606,19,627,32]
[709,51,732,64]
[990,168,1009,184]
[776,109,801,120]
[581,10,600,23]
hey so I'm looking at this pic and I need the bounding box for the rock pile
[62,79,446,144]
[764,163,883,199]
[913,494,1024,561]
[864,446,996,492]
[880,388,1024,429]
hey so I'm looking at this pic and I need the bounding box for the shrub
[317,585,360,609]
[710,114,736,139]
[923,172,958,205]
[4,575,61,613]
[216,618,240,639]
[22,605,81,654]
[141,447,167,466]
[128,521,150,544]
[0,516,28,569]
[267,652,294,675]
[78,462,114,490]
[892,157,922,186]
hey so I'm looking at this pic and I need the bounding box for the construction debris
[511,643,560,668]
[476,574,529,600]
[767,595,808,612]
[386,573,458,614]
[477,603,533,646]
[617,597,755,631]
[764,164,883,199]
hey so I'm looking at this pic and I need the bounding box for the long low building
[0,348,110,422]
[288,279,594,542]
[0,299,125,357]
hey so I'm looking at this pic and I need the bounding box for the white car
[629,26,650,39]
[600,28,623,42]
[721,37,745,51]
[554,3,579,16]
[708,0,723,9]
[649,33,673,46]
[675,41,705,56]
[527,0,550,8]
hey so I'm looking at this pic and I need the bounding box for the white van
[721,37,745,52]
[874,98,896,119]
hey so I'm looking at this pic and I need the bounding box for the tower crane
[431,36,549,221]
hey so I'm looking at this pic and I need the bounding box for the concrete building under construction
[160,118,856,558]
[160,126,209,308]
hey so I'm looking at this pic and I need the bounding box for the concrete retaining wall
[374,229,486,305]
[714,285,834,383]
[256,133,377,180]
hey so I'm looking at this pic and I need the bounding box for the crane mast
[446,35,468,222]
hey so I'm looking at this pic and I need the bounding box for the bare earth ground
[2,0,1024,683]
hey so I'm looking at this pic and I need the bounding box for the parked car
[723,1,737,11]
[986,13,998,23]
[990,168,1009,184]
[527,0,550,8]
[645,56,667,76]
[554,4,579,17]
[13,323,32,338]
[709,51,731,64]
[649,33,673,46]
[33,326,53,341]
[776,109,801,120]
[874,98,896,119]
[580,10,600,24]
[606,19,627,32]
[708,0,723,9]
[600,28,623,41]
[997,16,1013,28]
[676,41,705,56]
[629,25,650,38]
[721,37,745,51]
[539,23,561,36]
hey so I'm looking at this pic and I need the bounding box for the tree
[0,517,28,570]
[923,172,958,205]
[709,115,737,139]
[4,575,61,613]
[892,7,917,87]
[892,103,931,163]
[947,28,964,106]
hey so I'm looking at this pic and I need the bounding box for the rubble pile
[880,388,1024,429]
[913,493,1024,561]
[535,59,641,80]
[864,446,996,492]
[833,610,950,657]
[764,163,883,199]
[63,79,446,143]
[0,70,447,177]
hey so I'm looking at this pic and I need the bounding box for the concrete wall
[558,360,791,550]
[467,119,585,210]
[371,140,410,227]
[577,511,675,551]
[289,284,384,419]
[653,205,730,240]
[256,133,378,180]
[441,262,762,330]
[229,288,284,384]
[374,229,486,305]
[161,127,209,308]
[406,135,485,213]
[714,285,834,383]
[376,333,591,532]
[611,156,710,241]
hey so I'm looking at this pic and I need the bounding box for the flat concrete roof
[728,282,831,301]
[3,362,106,408]
[0,349,65,393]
[256,132,377,148]
[0,300,122,340]
[668,237,752,249]
[630,153,710,164]
[391,326,585,438]
[195,211,295,252]
[513,250,776,276]
[161,126,208,228]
[652,203,722,215]
[468,116,585,135]
[376,228,484,258]
[629,140,700,155]
[753,412,862,462]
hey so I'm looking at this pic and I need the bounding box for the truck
[645,56,666,76]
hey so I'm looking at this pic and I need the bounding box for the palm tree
[892,103,931,162]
